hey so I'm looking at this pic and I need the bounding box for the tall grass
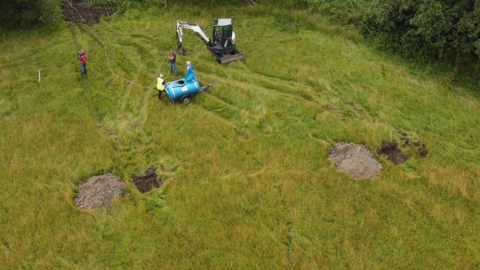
[1,5,479,269]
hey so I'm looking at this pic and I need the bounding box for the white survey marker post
[39,70,41,83]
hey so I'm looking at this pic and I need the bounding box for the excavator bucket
[219,53,244,64]
[177,42,187,56]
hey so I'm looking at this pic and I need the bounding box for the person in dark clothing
[78,49,87,77]
[168,50,178,76]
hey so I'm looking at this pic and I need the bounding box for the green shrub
[0,0,63,30]
[363,0,480,64]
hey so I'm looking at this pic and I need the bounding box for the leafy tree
[363,0,480,64]
[0,0,63,30]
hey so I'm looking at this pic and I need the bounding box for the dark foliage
[362,0,480,64]
[0,0,63,30]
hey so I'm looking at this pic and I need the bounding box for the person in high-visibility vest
[157,74,169,100]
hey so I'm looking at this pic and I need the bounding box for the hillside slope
[1,6,479,269]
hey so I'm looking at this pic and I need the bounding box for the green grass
[1,5,480,269]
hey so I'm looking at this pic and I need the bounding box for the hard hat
[160,74,164,78]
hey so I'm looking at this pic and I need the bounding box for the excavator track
[219,53,244,64]
[209,48,244,64]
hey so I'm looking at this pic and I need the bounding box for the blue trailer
[165,64,216,104]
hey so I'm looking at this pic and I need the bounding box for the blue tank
[165,64,201,102]
[165,78,201,100]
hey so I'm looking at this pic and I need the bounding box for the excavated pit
[133,168,163,193]
[376,132,429,165]
[378,141,408,165]
[75,173,125,209]
[328,143,382,180]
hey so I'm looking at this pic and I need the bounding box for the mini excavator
[176,17,244,64]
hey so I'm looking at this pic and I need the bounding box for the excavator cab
[210,18,242,63]
[212,20,234,54]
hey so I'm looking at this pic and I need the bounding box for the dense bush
[362,0,480,64]
[0,0,63,30]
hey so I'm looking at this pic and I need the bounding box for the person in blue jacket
[185,61,197,82]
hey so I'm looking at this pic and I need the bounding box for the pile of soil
[378,141,408,165]
[75,173,126,209]
[64,0,116,25]
[133,168,163,193]
[328,143,382,179]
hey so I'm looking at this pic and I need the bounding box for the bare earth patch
[378,141,408,165]
[377,133,428,165]
[75,173,125,209]
[64,0,116,25]
[329,143,382,179]
[133,168,163,193]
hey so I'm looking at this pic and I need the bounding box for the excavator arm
[176,20,211,55]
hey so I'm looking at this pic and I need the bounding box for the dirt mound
[75,173,125,209]
[64,0,117,25]
[133,168,163,193]
[328,143,382,179]
[378,141,408,165]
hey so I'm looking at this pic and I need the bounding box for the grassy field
[1,5,480,269]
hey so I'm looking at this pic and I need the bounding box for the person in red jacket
[78,49,87,77]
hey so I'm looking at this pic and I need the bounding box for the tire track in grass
[195,72,315,119]
[198,74,261,116]
[118,41,147,61]
[115,38,160,84]
[197,63,351,128]
[65,1,182,174]
[129,34,157,45]
[82,25,157,93]
[197,62,320,102]
[190,73,268,133]
[69,24,81,49]
[204,72,318,110]
[74,22,159,166]
[76,24,157,92]
[196,93,243,124]
[201,92,260,123]
[70,24,106,122]
[190,69,321,137]
[94,27,161,89]
[192,103,238,130]
[194,68,347,146]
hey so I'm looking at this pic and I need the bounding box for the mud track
[64,0,116,26]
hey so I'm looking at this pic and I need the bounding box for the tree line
[362,0,480,66]
[2,0,479,67]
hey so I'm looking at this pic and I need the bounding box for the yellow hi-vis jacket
[157,78,165,91]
